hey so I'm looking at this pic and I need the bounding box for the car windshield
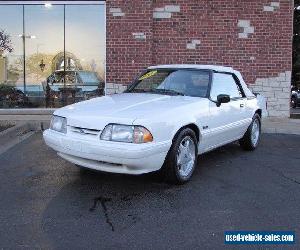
[47,71,100,86]
[127,69,210,97]
[48,71,76,84]
[77,71,100,85]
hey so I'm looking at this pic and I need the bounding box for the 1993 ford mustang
[43,65,267,184]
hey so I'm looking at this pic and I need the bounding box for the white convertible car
[43,65,267,184]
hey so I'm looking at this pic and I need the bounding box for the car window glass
[130,69,210,97]
[134,71,170,91]
[158,70,210,97]
[77,71,100,85]
[210,73,242,101]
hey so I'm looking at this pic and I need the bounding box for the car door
[201,72,247,152]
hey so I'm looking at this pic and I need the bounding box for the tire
[239,113,261,151]
[291,97,297,109]
[160,128,198,184]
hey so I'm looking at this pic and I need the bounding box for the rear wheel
[160,128,198,184]
[239,113,261,151]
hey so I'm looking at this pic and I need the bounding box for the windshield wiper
[150,89,184,96]
[128,88,184,96]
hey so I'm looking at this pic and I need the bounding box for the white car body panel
[43,64,266,175]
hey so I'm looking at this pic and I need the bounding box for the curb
[0,108,56,115]
[262,128,300,136]
[0,121,50,155]
[262,118,300,135]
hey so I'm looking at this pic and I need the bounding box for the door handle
[240,103,244,108]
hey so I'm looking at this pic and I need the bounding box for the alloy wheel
[176,136,196,177]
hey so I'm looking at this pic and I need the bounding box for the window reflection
[0,3,105,108]
[0,5,24,108]
[24,4,64,107]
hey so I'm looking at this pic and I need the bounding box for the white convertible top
[148,64,255,97]
[148,64,234,73]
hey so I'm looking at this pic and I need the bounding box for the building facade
[106,0,293,117]
[0,1,293,117]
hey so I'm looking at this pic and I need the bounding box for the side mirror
[216,94,230,107]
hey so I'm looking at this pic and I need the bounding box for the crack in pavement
[89,196,114,232]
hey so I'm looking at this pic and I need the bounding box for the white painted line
[0,131,36,156]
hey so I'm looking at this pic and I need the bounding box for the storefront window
[24,4,64,108]
[0,5,24,108]
[0,2,105,108]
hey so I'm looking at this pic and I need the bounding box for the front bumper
[43,129,171,174]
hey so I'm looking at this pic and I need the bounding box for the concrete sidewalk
[0,114,52,121]
[262,117,300,135]
[0,109,53,122]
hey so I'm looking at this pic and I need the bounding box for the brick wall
[106,0,293,117]
[106,0,153,93]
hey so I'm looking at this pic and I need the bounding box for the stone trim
[153,5,180,19]
[109,7,125,17]
[249,71,291,117]
[263,1,280,12]
[132,32,146,41]
[105,83,127,95]
[238,20,254,39]
[186,39,201,50]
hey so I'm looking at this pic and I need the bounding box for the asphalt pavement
[0,132,299,249]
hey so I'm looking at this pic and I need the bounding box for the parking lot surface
[0,132,299,249]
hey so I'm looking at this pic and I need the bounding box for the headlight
[50,115,67,134]
[100,124,153,143]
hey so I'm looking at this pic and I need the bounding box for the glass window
[134,71,170,91]
[24,5,64,108]
[0,5,24,108]
[129,69,210,97]
[77,71,101,86]
[210,73,243,101]
[0,3,105,109]
[65,5,105,102]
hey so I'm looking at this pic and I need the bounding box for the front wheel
[239,113,261,151]
[160,128,198,184]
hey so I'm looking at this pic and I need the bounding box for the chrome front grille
[68,126,101,139]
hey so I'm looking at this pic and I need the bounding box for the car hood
[55,93,205,130]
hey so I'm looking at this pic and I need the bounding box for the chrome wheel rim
[251,119,260,146]
[176,136,196,177]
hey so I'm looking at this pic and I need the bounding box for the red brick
[106,0,293,85]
